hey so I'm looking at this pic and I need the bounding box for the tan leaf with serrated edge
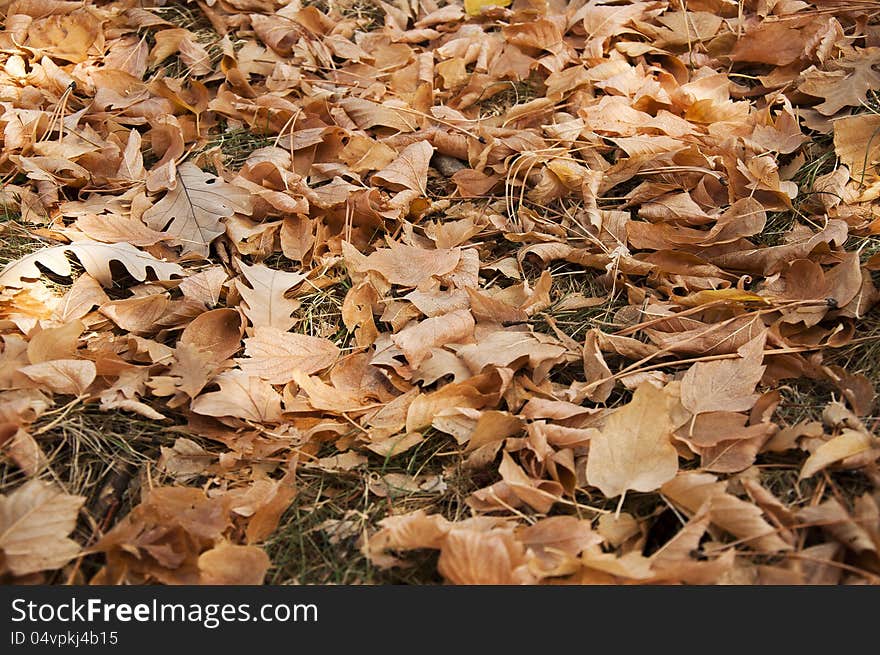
[19,359,96,396]
[586,383,678,499]
[238,326,339,384]
[143,163,252,257]
[0,480,84,576]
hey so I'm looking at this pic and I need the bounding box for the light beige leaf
[143,162,252,256]
[372,140,435,194]
[342,240,461,288]
[799,429,876,479]
[235,261,306,332]
[19,359,96,396]
[392,309,475,368]
[75,213,167,247]
[238,326,340,384]
[198,543,270,585]
[53,274,109,322]
[681,334,766,415]
[0,240,184,288]
[179,266,228,306]
[438,528,532,585]
[0,479,84,576]
[586,383,679,498]
[191,371,282,423]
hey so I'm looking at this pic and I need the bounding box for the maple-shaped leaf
[191,371,282,423]
[234,261,306,332]
[238,327,340,384]
[143,162,252,257]
[0,240,184,288]
[680,334,766,415]
[800,48,880,116]
[0,480,84,576]
[586,383,679,499]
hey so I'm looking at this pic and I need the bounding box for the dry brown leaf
[191,371,282,423]
[235,261,306,332]
[799,429,876,479]
[392,309,475,368]
[0,240,183,288]
[681,334,766,415]
[143,162,252,257]
[372,140,434,194]
[19,359,96,396]
[238,327,339,384]
[586,383,679,499]
[198,543,270,585]
[343,240,461,288]
[0,480,84,576]
[437,528,533,585]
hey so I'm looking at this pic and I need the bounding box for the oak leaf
[143,163,252,257]
[0,240,183,288]
[235,261,306,332]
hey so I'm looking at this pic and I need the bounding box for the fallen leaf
[681,334,766,415]
[238,327,339,384]
[0,480,84,576]
[586,383,679,499]
[19,359,96,396]
[799,429,876,479]
[143,162,252,257]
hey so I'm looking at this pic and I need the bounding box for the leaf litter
[0,0,879,585]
